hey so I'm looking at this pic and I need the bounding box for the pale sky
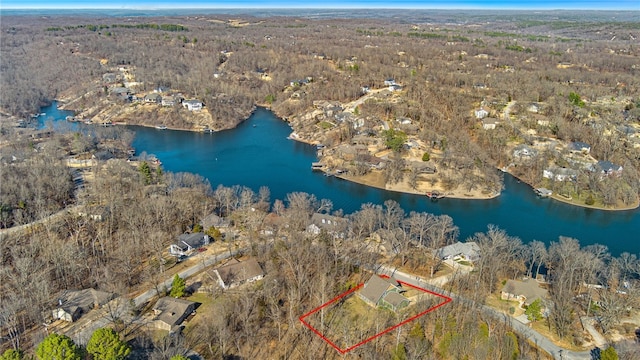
[1,0,638,10]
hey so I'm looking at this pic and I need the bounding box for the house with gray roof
[144,93,162,104]
[592,160,623,177]
[513,144,537,159]
[501,278,548,308]
[358,275,409,311]
[52,289,115,322]
[152,297,196,332]
[200,213,230,230]
[568,141,591,154]
[307,213,347,238]
[214,258,264,289]
[434,241,480,263]
[170,233,209,256]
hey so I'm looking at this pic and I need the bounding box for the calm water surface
[41,103,640,256]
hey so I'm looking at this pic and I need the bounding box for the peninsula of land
[2,12,639,210]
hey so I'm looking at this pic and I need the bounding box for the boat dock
[426,191,445,200]
[535,188,553,198]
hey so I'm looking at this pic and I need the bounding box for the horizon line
[2,6,639,11]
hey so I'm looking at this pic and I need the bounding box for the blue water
[40,102,640,256]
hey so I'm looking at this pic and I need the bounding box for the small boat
[155,125,168,130]
[253,124,257,128]
[39,113,46,116]
[203,128,214,133]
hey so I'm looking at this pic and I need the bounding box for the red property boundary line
[299,275,452,354]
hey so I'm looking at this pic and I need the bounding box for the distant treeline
[46,23,188,32]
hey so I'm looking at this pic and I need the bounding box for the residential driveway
[60,248,241,344]
[132,248,239,307]
[581,317,608,348]
[378,265,591,360]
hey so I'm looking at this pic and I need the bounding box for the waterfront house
[154,86,170,93]
[434,241,480,263]
[513,144,537,159]
[144,93,162,104]
[568,141,591,154]
[182,99,203,111]
[152,297,196,332]
[591,160,623,177]
[52,289,115,322]
[501,278,548,309]
[358,275,409,311]
[543,167,578,182]
[161,96,175,107]
[214,258,264,289]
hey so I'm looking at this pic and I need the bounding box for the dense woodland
[1,10,640,360]
[0,130,639,359]
[2,10,639,205]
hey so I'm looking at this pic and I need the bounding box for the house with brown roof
[358,275,409,311]
[152,297,196,332]
[52,289,115,322]
[501,278,548,308]
[214,258,264,289]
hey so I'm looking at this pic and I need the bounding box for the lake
[41,102,640,256]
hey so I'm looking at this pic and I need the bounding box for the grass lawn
[306,294,397,349]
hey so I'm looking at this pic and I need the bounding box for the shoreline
[547,192,640,211]
[53,98,637,209]
[506,171,640,211]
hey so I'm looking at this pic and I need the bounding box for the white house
[543,167,578,182]
[475,107,489,119]
[482,118,497,130]
[435,242,480,263]
[182,100,203,111]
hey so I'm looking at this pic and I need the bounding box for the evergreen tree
[0,349,23,360]
[601,346,618,360]
[86,328,131,360]
[170,274,186,298]
[138,161,152,185]
[36,333,83,360]
[525,299,543,322]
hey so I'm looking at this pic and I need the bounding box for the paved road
[62,248,241,345]
[132,249,240,307]
[0,205,81,237]
[378,265,592,360]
